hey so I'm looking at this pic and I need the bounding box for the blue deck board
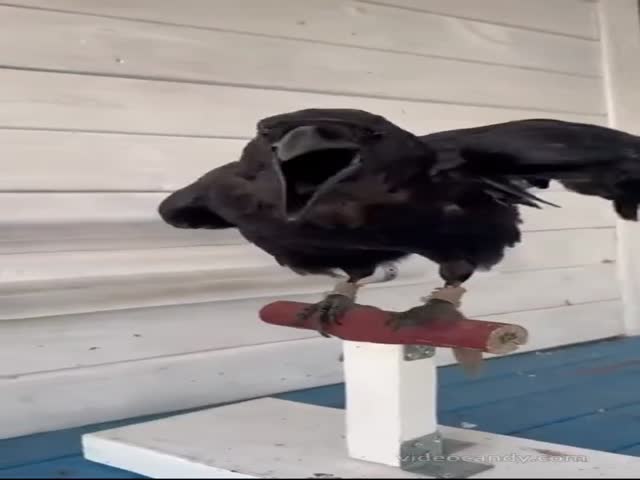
[515,402,640,453]
[4,335,640,478]
[0,456,144,479]
[437,335,632,387]
[0,413,176,470]
[439,370,640,434]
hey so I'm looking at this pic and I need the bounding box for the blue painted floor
[4,335,640,478]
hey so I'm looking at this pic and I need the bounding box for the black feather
[158,109,640,287]
[478,177,560,209]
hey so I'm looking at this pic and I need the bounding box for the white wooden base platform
[82,397,640,479]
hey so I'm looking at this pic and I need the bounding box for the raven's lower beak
[269,125,361,222]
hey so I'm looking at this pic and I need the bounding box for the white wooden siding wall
[0,0,623,439]
[598,0,640,335]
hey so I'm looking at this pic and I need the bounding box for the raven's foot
[386,284,467,330]
[296,294,355,337]
[296,281,359,337]
[387,284,485,376]
[386,298,465,331]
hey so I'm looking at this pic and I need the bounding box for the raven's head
[256,109,389,222]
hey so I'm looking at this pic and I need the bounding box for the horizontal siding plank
[0,283,621,377]
[499,227,615,271]
[0,260,427,322]
[0,74,603,129]
[1,193,166,224]
[0,245,279,284]
[0,228,616,285]
[0,70,606,138]
[0,4,600,77]
[0,301,621,439]
[0,295,323,377]
[368,0,599,39]
[0,222,245,255]
[0,337,344,440]
[0,190,616,228]
[0,260,619,321]
[0,131,239,191]
[4,0,599,42]
[520,191,616,230]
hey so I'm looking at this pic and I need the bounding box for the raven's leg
[437,261,486,373]
[432,259,475,304]
[386,260,475,330]
[296,264,399,337]
[439,260,475,287]
[386,260,484,374]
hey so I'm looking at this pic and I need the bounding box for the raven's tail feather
[614,197,640,221]
[610,177,640,221]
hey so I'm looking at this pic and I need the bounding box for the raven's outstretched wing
[422,118,640,219]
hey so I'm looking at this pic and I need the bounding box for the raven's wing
[422,118,640,217]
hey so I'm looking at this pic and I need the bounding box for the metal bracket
[403,345,436,361]
[400,431,494,478]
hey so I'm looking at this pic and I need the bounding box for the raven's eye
[366,130,383,140]
[257,124,274,137]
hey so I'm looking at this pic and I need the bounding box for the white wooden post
[598,0,640,335]
[343,341,438,467]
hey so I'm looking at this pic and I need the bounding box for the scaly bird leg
[296,280,360,338]
[387,281,485,376]
[297,265,399,338]
[386,283,468,331]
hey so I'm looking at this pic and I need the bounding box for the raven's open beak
[269,125,362,222]
[274,125,360,161]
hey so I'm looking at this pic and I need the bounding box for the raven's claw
[386,299,465,330]
[296,293,355,337]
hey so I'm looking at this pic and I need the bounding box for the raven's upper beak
[268,125,362,222]
[274,125,360,161]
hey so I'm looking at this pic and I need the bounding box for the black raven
[158,108,640,337]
